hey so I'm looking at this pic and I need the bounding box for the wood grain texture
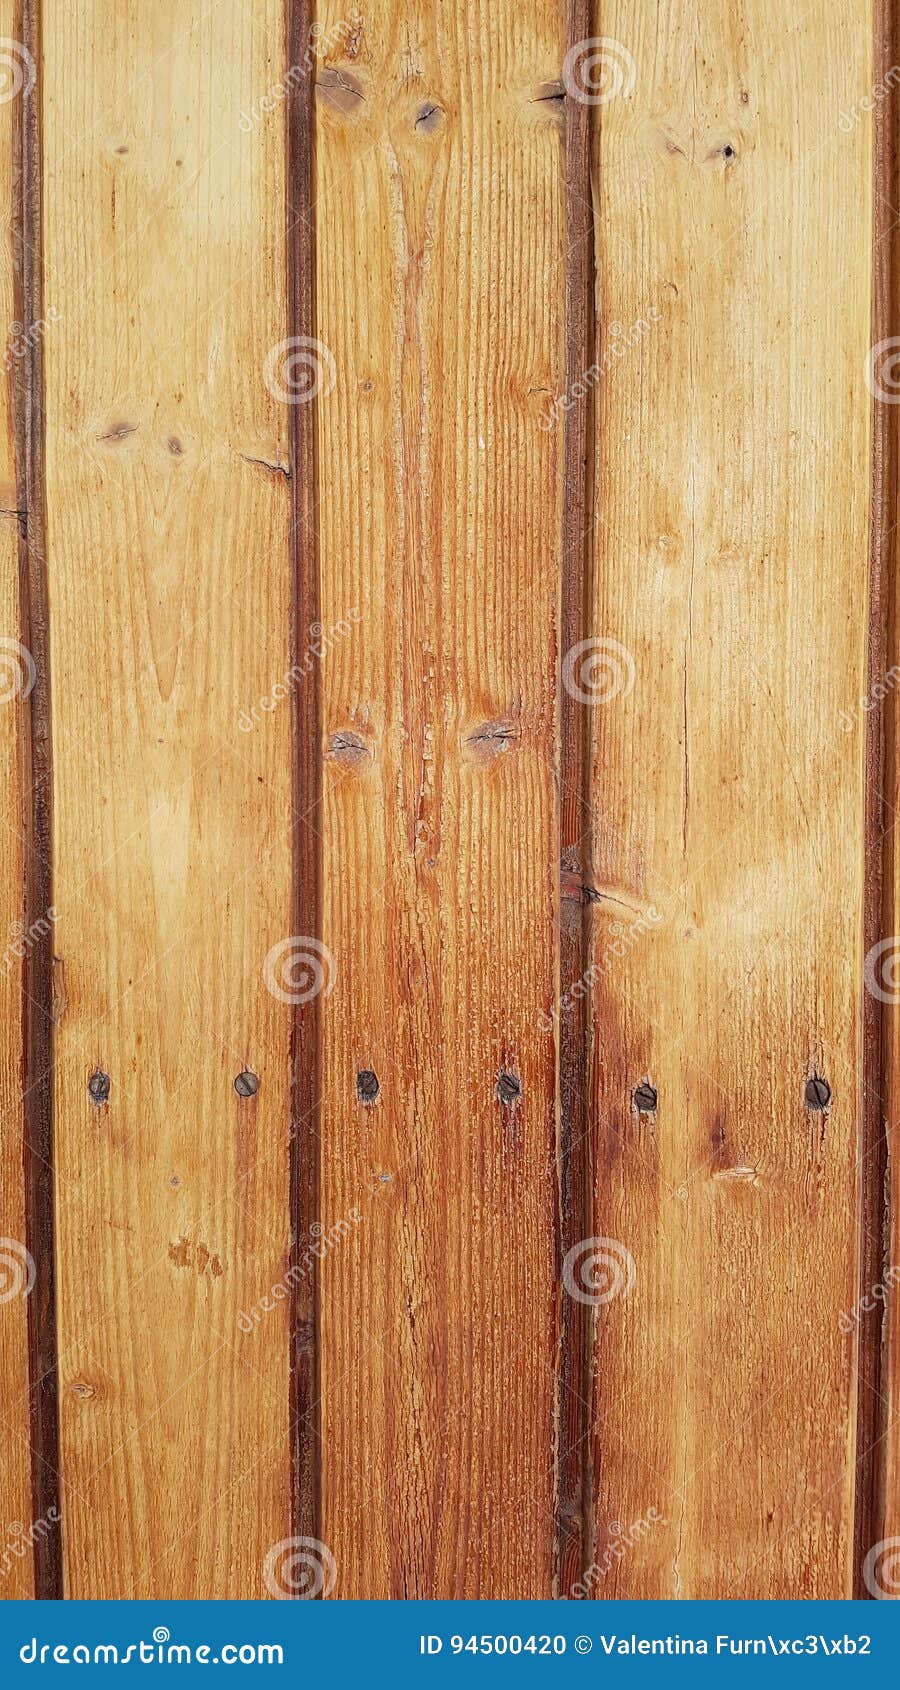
[582,0,873,1599]
[43,1,294,1597]
[314,0,565,1598]
[0,0,38,1601]
[871,0,900,1595]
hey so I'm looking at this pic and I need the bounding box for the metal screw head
[804,1076,831,1111]
[356,1069,380,1104]
[633,1082,658,1114]
[234,1070,259,1098]
[88,1070,111,1105]
[496,1071,522,1105]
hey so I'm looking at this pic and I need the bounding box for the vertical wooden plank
[44,2,294,1597]
[864,0,900,1601]
[582,1,872,1597]
[0,1,40,1600]
[315,0,564,1596]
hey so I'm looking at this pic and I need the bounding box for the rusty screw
[234,1070,259,1098]
[633,1082,658,1113]
[88,1070,110,1105]
[804,1076,831,1111]
[356,1069,380,1104]
[496,1071,522,1105]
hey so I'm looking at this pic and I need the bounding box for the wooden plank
[866,0,900,1600]
[0,0,40,1601]
[315,0,565,1597]
[43,1,294,1597]
[581,0,873,1597]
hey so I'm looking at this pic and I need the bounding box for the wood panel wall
[0,0,895,1602]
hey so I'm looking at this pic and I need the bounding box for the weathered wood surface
[582,0,874,1599]
[0,0,893,1602]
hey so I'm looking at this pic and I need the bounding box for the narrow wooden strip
[866,0,900,1600]
[0,0,46,1601]
[285,0,320,1560]
[585,0,872,1597]
[556,0,595,1600]
[19,0,61,1598]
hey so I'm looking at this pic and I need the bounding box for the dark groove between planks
[854,0,900,1598]
[17,0,62,1600]
[286,0,322,1572]
[556,0,596,1600]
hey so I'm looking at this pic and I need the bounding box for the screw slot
[496,1071,522,1105]
[88,1070,111,1105]
[633,1082,658,1113]
[804,1076,831,1111]
[357,1069,380,1104]
[234,1070,259,1098]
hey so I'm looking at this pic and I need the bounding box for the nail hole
[804,1076,831,1111]
[633,1082,658,1113]
[88,1070,111,1105]
[234,1070,259,1098]
[722,143,735,159]
[496,1071,522,1105]
[357,1069,380,1104]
